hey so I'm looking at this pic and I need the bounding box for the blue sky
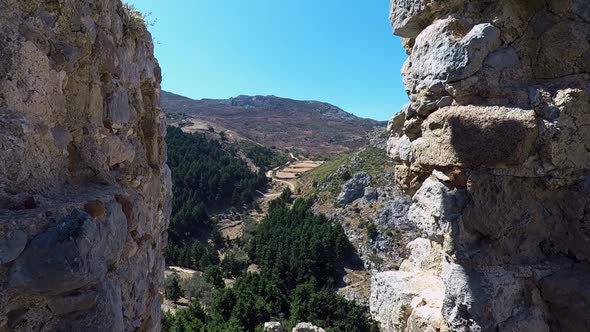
[126,0,408,121]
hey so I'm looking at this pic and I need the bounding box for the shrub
[366,222,378,241]
[182,275,214,307]
[239,142,289,171]
[122,3,154,36]
[166,126,268,245]
[220,251,249,278]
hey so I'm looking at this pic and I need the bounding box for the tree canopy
[166,126,268,245]
[162,195,378,332]
[238,142,289,171]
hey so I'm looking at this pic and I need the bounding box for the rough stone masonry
[375,0,590,331]
[0,0,171,331]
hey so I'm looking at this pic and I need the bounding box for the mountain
[161,91,386,158]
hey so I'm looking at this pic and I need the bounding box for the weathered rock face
[370,238,445,332]
[0,1,170,331]
[336,172,372,206]
[379,0,590,331]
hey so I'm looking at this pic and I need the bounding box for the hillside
[161,91,386,158]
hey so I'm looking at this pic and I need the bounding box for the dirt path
[273,177,297,192]
[176,119,210,133]
[257,190,281,199]
[220,158,322,239]
[338,269,371,305]
[166,266,199,277]
[265,169,297,193]
[265,159,322,194]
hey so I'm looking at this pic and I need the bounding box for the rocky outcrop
[370,238,445,332]
[264,321,285,332]
[336,172,372,206]
[263,321,326,332]
[292,322,326,332]
[0,1,170,331]
[381,0,590,331]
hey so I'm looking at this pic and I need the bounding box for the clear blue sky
[126,0,408,121]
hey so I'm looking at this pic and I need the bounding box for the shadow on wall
[447,116,529,167]
[440,155,590,330]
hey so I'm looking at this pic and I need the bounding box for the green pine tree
[204,265,225,289]
[165,274,183,302]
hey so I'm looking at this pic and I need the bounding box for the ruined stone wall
[0,1,171,330]
[375,0,590,331]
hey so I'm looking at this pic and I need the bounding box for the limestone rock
[388,135,412,162]
[407,175,466,241]
[364,186,378,202]
[264,321,284,332]
[370,236,445,332]
[293,322,326,332]
[441,260,550,332]
[389,0,462,39]
[388,110,406,135]
[385,0,590,330]
[548,89,590,170]
[538,267,590,331]
[404,18,501,102]
[370,270,444,332]
[9,208,126,295]
[431,170,449,183]
[412,105,538,168]
[389,0,430,38]
[402,117,422,140]
[0,1,170,330]
[47,291,98,316]
[399,238,441,272]
[336,172,372,206]
[374,195,413,230]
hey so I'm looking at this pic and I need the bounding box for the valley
[214,158,325,244]
[161,102,389,331]
[166,117,326,244]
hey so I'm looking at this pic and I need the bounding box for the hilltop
[161,91,386,158]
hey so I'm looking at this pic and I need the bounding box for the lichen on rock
[0,0,170,331]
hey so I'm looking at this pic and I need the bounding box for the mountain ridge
[162,90,386,158]
[162,91,384,122]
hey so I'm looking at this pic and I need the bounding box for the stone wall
[0,1,170,331]
[376,0,590,331]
